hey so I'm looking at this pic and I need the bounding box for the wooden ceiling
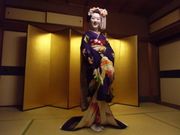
[44,0,172,17]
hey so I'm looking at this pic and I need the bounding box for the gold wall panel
[109,35,138,106]
[68,30,81,108]
[49,30,70,108]
[23,25,51,110]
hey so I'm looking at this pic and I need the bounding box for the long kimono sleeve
[80,34,94,111]
[80,34,95,67]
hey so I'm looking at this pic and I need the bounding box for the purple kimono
[80,31,115,108]
[61,31,127,131]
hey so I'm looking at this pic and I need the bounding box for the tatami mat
[25,114,180,135]
[0,103,179,135]
[0,120,31,135]
[115,114,180,135]
[146,111,180,128]
[111,103,177,115]
[0,106,82,121]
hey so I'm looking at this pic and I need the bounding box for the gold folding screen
[49,30,70,108]
[23,25,81,110]
[68,30,81,107]
[23,25,138,110]
[109,36,138,106]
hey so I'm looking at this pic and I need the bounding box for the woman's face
[90,12,101,31]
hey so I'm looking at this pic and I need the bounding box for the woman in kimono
[61,7,127,132]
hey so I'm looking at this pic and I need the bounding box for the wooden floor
[0,103,179,135]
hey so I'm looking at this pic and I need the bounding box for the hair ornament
[88,7,108,17]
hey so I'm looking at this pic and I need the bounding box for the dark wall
[107,13,148,38]
[0,0,4,65]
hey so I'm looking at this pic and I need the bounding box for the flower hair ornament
[88,7,108,30]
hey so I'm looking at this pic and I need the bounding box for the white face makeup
[90,12,101,31]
